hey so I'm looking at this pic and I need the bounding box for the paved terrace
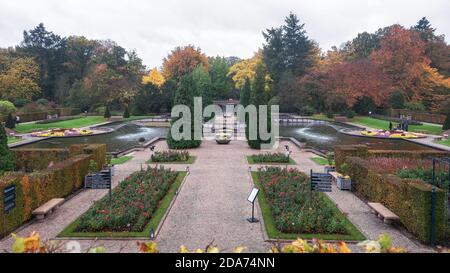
[0,139,435,253]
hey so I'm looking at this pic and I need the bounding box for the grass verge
[351,116,443,135]
[310,157,329,166]
[147,156,197,164]
[7,136,21,144]
[251,172,365,241]
[15,116,107,133]
[437,138,450,147]
[246,155,296,165]
[58,171,187,238]
[111,156,133,165]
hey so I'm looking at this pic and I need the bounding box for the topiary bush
[104,106,111,119]
[123,106,130,119]
[0,101,17,115]
[5,113,16,129]
[150,150,190,163]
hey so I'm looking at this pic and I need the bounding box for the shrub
[250,153,290,163]
[0,124,15,174]
[166,130,201,149]
[326,112,334,119]
[5,113,16,129]
[151,150,190,162]
[257,167,348,234]
[326,152,335,166]
[0,101,17,115]
[36,98,49,105]
[389,90,405,109]
[75,167,178,232]
[13,99,28,108]
[367,157,432,175]
[88,160,98,173]
[123,106,130,118]
[103,106,111,119]
[405,101,426,111]
[397,168,449,188]
[299,106,315,116]
[13,148,69,172]
[345,110,355,119]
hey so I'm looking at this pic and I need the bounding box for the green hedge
[0,144,106,238]
[345,156,446,243]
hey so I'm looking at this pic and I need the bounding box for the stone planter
[216,139,231,144]
[324,166,336,173]
[337,176,351,190]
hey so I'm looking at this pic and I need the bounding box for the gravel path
[156,140,270,253]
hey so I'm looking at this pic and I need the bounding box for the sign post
[85,167,112,201]
[247,188,259,223]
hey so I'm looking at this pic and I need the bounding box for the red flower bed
[367,157,432,174]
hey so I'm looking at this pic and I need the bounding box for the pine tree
[0,123,15,173]
[104,105,111,119]
[5,113,16,129]
[123,106,130,118]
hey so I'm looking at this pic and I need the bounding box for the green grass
[310,157,330,166]
[437,138,450,147]
[7,136,21,144]
[251,172,365,241]
[246,156,297,165]
[311,114,334,122]
[58,171,187,238]
[15,116,107,133]
[110,156,133,165]
[351,116,443,135]
[147,156,197,164]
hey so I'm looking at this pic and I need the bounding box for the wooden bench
[32,198,64,220]
[368,202,400,224]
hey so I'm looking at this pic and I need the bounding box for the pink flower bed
[367,157,432,174]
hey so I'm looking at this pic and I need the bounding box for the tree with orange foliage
[370,25,429,101]
[162,45,208,81]
[322,59,393,108]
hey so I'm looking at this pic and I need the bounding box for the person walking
[15,115,20,125]
[389,121,393,131]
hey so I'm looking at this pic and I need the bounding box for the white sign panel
[247,188,259,203]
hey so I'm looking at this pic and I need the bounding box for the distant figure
[404,122,409,132]
[15,115,20,124]
[389,122,393,131]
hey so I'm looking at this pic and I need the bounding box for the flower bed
[31,128,93,137]
[62,167,183,236]
[361,129,425,139]
[248,153,296,165]
[148,150,195,164]
[252,167,364,240]
[366,157,432,174]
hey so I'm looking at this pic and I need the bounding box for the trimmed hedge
[13,148,70,172]
[341,153,447,244]
[388,109,446,124]
[335,145,449,244]
[334,145,450,170]
[0,144,106,238]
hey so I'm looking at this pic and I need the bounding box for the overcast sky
[0,0,449,68]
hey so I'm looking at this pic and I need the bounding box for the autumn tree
[228,52,262,89]
[0,57,41,101]
[142,68,165,87]
[162,45,208,81]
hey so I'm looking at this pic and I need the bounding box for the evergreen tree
[167,73,202,149]
[123,106,130,118]
[0,123,15,174]
[104,105,111,118]
[247,63,270,149]
[413,17,437,42]
[209,57,232,100]
[5,113,16,129]
[443,112,450,131]
[240,78,251,107]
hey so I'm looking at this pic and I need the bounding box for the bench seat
[32,198,64,220]
[368,202,400,224]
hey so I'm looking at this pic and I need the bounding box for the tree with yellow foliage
[0,57,41,101]
[142,68,165,87]
[227,51,262,89]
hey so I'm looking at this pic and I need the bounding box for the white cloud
[0,0,449,67]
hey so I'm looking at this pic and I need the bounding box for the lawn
[246,155,297,165]
[7,136,21,144]
[311,114,334,121]
[351,116,443,135]
[15,116,106,133]
[58,171,187,238]
[310,157,329,166]
[251,171,365,241]
[111,156,133,165]
[437,138,450,147]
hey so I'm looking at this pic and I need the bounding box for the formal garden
[0,10,449,256]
